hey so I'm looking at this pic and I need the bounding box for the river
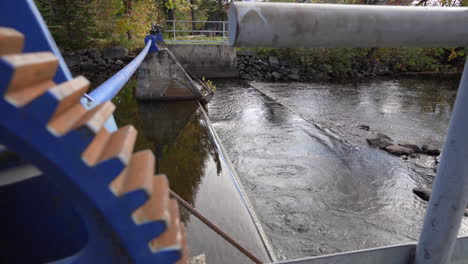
[207,76,467,261]
[111,76,467,263]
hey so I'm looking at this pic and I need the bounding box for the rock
[269,56,279,66]
[240,74,251,80]
[358,124,370,131]
[77,49,88,55]
[121,55,134,63]
[64,54,81,68]
[80,63,98,72]
[115,59,124,66]
[272,71,281,80]
[103,46,128,60]
[96,58,106,66]
[190,254,206,264]
[376,133,392,140]
[413,187,431,201]
[89,49,102,59]
[422,145,441,156]
[366,137,393,149]
[287,74,300,81]
[398,141,422,153]
[409,153,419,159]
[384,144,415,156]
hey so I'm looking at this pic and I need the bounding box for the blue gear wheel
[0,27,188,264]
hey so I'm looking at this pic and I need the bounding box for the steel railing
[165,20,229,44]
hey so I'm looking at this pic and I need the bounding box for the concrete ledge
[136,50,203,101]
[168,44,239,79]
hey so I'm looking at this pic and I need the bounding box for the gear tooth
[0,27,24,56]
[110,150,155,196]
[176,224,190,264]
[97,125,137,165]
[47,101,114,137]
[22,77,90,125]
[132,174,170,226]
[82,127,111,166]
[74,101,115,133]
[49,76,90,119]
[2,52,58,107]
[47,103,87,136]
[149,198,182,253]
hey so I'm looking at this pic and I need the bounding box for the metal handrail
[165,20,228,23]
[88,40,152,105]
[165,20,228,44]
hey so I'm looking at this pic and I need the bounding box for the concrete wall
[136,50,203,101]
[168,44,238,79]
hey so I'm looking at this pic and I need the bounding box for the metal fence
[165,20,229,44]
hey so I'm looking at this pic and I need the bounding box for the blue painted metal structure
[0,0,72,83]
[0,1,184,263]
[88,40,154,105]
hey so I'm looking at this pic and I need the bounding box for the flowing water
[110,80,271,264]
[207,77,467,261]
[109,75,466,263]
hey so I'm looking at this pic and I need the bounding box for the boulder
[268,56,279,66]
[103,46,129,60]
[398,142,422,153]
[115,59,124,66]
[366,136,393,149]
[77,49,88,55]
[359,124,370,131]
[376,133,392,140]
[89,49,102,59]
[384,144,415,156]
[121,55,134,63]
[80,63,98,72]
[240,74,251,80]
[272,71,281,80]
[422,145,441,156]
[96,58,106,66]
[287,74,300,81]
[413,187,431,202]
[64,54,81,68]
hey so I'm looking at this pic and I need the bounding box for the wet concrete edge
[198,102,279,262]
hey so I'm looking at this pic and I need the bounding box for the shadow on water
[110,79,270,263]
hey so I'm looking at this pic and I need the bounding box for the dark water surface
[110,80,271,264]
[207,77,468,261]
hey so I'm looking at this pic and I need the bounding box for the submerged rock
[359,124,370,131]
[413,187,431,201]
[398,142,422,153]
[376,133,392,140]
[422,145,441,156]
[384,144,414,156]
[366,133,393,149]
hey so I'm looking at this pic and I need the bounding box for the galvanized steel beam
[415,59,468,264]
[228,2,468,48]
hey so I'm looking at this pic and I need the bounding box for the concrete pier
[168,44,238,79]
[136,49,203,100]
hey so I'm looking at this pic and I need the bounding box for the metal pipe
[165,20,227,23]
[228,2,468,48]
[88,40,152,104]
[415,58,468,264]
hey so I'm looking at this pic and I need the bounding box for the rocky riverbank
[237,54,392,82]
[236,49,463,82]
[63,46,135,79]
